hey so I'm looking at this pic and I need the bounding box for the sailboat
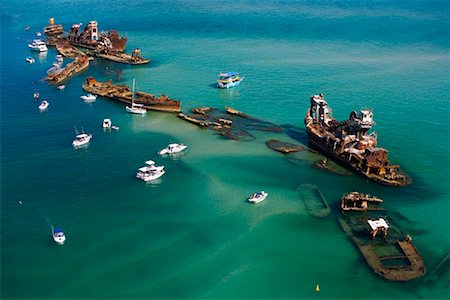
[125,78,147,115]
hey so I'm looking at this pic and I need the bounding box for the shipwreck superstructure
[68,21,127,52]
[304,94,410,186]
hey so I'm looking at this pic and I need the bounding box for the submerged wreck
[297,184,330,217]
[339,198,425,281]
[304,94,410,186]
[82,77,180,112]
[177,107,283,140]
[341,191,384,211]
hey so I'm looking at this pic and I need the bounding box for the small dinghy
[26,56,35,64]
[57,85,65,90]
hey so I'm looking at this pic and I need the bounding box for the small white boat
[136,160,165,182]
[102,118,112,129]
[72,133,92,147]
[126,79,147,115]
[51,226,66,245]
[26,56,35,64]
[111,125,120,131]
[38,100,49,110]
[158,143,187,155]
[217,72,244,89]
[36,31,42,37]
[56,55,63,63]
[25,25,30,31]
[33,92,39,100]
[248,191,268,203]
[57,85,65,90]
[28,39,48,52]
[80,93,97,102]
[142,160,165,172]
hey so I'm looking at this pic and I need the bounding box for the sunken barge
[82,77,180,112]
[339,193,425,281]
[304,94,410,186]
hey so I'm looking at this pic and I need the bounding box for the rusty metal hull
[306,130,410,186]
[82,77,180,113]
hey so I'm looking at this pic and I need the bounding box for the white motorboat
[80,93,97,102]
[158,143,188,155]
[141,160,165,172]
[136,169,165,182]
[72,133,92,147]
[136,160,165,182]
[126,79,147,115]
[102,118,112,129]
[36,31,42,37]
[47,57,63,75]
[28,39,48,52]
[111,125,120,131]
[38,100,49,110]
[217,72,244,89]
[51,226,66,245]
[26,56,35,64]
[57,85,65,90]
[33,92,39,100]
[248,191,268,203]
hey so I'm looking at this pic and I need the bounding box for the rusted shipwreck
[177,107,283,140]
[304,94,410,186]
[339,198,425,281]
[91,48,150,65]
[341,191,384,211]
[82,77,180,112]
[44,19,149,65]
[68,21,127,52]
[46,56,89,84]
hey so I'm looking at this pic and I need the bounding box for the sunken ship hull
[82,77,180,112]
[304,94,410,186]
[306,131,408,186]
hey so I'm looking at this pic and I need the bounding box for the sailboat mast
[132,78,135,106]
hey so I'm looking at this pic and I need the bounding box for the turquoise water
[1,0,449,298]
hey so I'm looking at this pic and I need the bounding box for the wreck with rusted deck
[82,77,180,112]
[46,56,89,85]
[177,106,283,140]
[68,21,127,52]
[304,94,410,186]
[91,47,150,65]
[341,191,384,211]
[339,200,425,281]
